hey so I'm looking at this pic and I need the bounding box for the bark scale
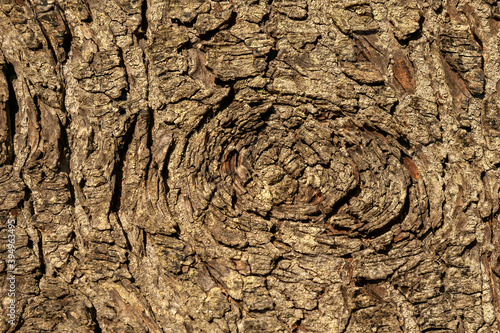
[1,0,500,332]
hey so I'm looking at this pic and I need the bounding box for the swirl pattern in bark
[174,103,410,245]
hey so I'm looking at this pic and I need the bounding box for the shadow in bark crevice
[4,62,18,166]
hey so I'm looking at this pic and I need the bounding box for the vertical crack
[138,0,148,41]
[5,62,18,166]
[110,115,138,213]
[88,304,103,333]
[56,2,72,63]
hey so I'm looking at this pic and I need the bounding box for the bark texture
[1,0,500,332]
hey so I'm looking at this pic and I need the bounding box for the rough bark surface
[1,0,500,332]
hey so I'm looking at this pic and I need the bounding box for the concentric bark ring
[173,102,409,243]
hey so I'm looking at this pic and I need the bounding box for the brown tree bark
[1,0,500,331]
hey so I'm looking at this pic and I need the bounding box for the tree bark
[1,0,500,331]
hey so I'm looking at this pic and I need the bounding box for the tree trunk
[1,0,500,331]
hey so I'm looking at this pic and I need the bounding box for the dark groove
[62,30,72,63]
[55,2,72,63]
[198,11,238,42]
[323,186,361,226]
[397,15,425,47]
[89,305,103,333]
[354,278,387,287]
[37,227,46,276]
[142,228,147,255]
[171,18,195,28]
[67,175,77,209]
[461,239,477,256]
[215,84,236,112]
[115,213,133,251]
[161,135,175,198]
[422,328,451,332]
[117,48,130,99]
[32,96,43,148]
[135,0,148,41]
[471,28,483,51]
[389,99,398,115]
[110,115,138,212]
[266,48,278,63]
[7,315,24,332]
[397,136,411,151]
[214,77,237,87]
[57,117,72,172]
[82,1,93,23]
[5,63,18,165]
[291,317,303,332]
